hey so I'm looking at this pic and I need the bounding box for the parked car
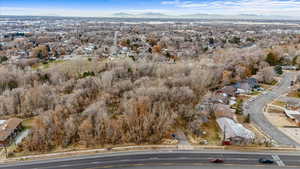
[222,141,231,145]
[258,158,274,164]
[210,158,224,163]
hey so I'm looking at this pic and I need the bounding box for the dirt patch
[188,120,221,145]
[267,108,285,114]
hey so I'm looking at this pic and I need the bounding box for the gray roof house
[217,86,237,97]
[217,117,255,145]
[234,77,260,94]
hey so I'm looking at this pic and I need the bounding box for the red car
[210,158,224,163]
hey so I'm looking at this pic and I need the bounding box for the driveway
[176,130,193,150]
[244,72,300,147]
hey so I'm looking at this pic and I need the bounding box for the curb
[2,145,177,163]
[243,72,299,141]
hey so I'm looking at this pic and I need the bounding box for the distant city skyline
[1,0,300,18]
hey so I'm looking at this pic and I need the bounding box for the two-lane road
[0,150,300,169]
[244,72,300,146]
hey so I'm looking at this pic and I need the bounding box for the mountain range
[112,12,297,20]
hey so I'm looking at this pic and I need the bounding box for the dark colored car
[210,158,224,163]
[259,158,274,164]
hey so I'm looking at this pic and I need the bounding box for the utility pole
[4,143,7,158]
[222,125,226,145]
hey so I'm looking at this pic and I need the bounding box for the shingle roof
[218,86,236,96]
[217,117,255,140]
[284,110,300,119]
[0,118,23,142]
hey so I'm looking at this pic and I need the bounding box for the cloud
[0,7,113,17]
[2,1,300,17]
[161,0,181,5]
[161,0,300,16]
[122,9,173,14]
[0,7,179,17]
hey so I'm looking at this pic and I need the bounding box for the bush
[266,52,281,66]
[0,56,8,63]
[274,65,283,75]
[244,114,250,123]
[80,71,95,78]
[229,36,241,44]
[234,99,243,115]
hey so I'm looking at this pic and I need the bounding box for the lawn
[21,118,35,129]
[272,100,287,107]
[249,90,261,96]
[33,59,65,70]
[236,95,251,102]
[287,90,300,98]
[267,107,284,114]
[199,120,221,145]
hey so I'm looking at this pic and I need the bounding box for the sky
[1,0,300,17]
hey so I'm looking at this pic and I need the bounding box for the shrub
[274,65,283,75]
[266,52,281,66]
[244,114,251,123]
[229,36,241,44]
[80,71,95,78]
[0,56,8,63]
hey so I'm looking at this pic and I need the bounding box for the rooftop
[0,118,23,142]
[217,117,255,140]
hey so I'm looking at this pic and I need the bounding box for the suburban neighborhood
[1,1,300,167]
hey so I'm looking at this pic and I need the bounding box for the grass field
[21,118,35,129]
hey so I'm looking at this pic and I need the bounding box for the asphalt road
[0,150,299,169]
[244,72,300,146]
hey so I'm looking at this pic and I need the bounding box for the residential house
[284,109,300,126]
[234,78,260,94]
[217,117,255,145]
[282,66,297,70]
[214,93,231,104]
[0,118,23,146]
[235,82,251,94]
[201,92,230,105]
[217,86,237,97]
[246,78,260,89]
[214,104,236,119]
[284,109,300,120]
